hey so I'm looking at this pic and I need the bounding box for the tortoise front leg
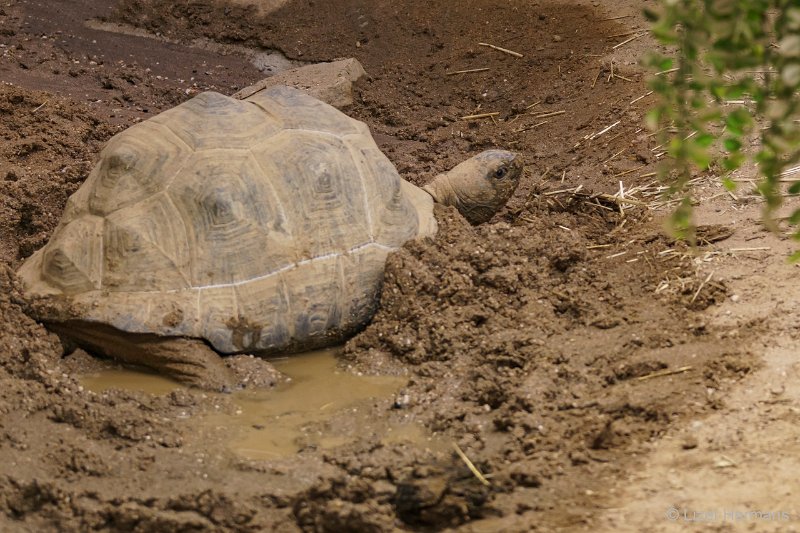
[52,322,237,391]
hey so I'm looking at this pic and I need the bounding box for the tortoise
[17,86,522,389]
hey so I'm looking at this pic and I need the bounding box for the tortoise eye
[493,167,507,179]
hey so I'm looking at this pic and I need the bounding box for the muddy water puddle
[82,348,432,459]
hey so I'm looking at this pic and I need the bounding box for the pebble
[393,392,410,409]
[681,436,698,450]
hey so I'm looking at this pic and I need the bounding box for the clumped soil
[0,0,757,531]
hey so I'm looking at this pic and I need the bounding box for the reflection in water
[81,367,184,395]
[216,348,408,459]
[81,348,429,459]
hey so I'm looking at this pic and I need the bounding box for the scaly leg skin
[51,321,237,391]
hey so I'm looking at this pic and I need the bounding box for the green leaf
[651,24,677,44]
[699,109,723,122]
[721,153,744,171]
[710,84,727,100]
[690,96,706,109]
[721,177,737,191]
[723,137,742,151]
[789,182,800,195]
[694,133,715,147]
[688,143,712,169]
[726,109,752,136]
[724,85,746,99]
[789,208,800,224]
[667,199,695,242]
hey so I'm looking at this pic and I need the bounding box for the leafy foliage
[646,0,800,247]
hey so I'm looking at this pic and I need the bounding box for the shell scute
[343,133,419,247]
[152,91,283,150]
[250,130,372,258]
[41,215,104,295]
[165,150,294,287]
[102,193,191,292]
[88,122,190,215]
[247,85,363,137]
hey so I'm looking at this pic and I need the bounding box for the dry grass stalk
[690,271,714,303]
[605,130,625,143]
[612,165,646,178]
[461,112,500,120]
[477,42,523,58]
[515,166,551,215]
[531,110,565,119]
[729,247,771,252]
[601,148,626,164]
[590,120,620,140]
[780,164,800,178]
[446,67,490,76]
[608,30,641,38]
[655,67,679,76]
[544,184,650,209]
[514,120,549,133]
[637,366,693,381]
[543,185,584,196]
[613,32,645,49]
[452,443,490,486]
[592,68,602,89]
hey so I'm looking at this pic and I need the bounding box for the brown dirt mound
[0,86,121,265]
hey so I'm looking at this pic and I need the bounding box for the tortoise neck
[422,173,458,207]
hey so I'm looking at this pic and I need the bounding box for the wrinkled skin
[423,150,523,224]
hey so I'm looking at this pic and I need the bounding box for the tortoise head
[422,150,522,224]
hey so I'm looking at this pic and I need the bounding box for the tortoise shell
[17,87,435,353]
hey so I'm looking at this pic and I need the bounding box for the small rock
[552,35,563,42]
[393,391,411,409]
[233,58,367,109]
[681,436,698,450]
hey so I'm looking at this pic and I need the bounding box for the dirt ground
[0,0,796,531]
